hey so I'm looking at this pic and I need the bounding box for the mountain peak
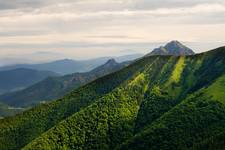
[89,58,122,75]
[147,40,195,56]
[165,40,188,51]
[105,59,118,65]
[166,40,182,46]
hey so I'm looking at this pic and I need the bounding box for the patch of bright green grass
[169,57,186,84]
[164,57,186,98]
[129,73,146,87]
[205,75,225,103]
[165,57,186,89]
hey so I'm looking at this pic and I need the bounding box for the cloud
[132,0,225,10]
[0,0,224,61]
[1,0,225,10]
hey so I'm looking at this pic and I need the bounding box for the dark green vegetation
[0,59,127,107]
[0,46,225,150]
[147,40,195,56]
[0,68,58,95]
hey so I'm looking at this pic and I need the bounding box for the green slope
[0,57,152,150]
[121,75,225,150]
[24,48,225,149]
[1,47,225,150]
[23,56,167,150]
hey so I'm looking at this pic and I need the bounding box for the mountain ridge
[0,59,127,107]
[0,46,225,149]
[22,46,225,150]
[0,68,59,95]
[0,54,143,75]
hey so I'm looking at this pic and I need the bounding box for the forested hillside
[0,46,225,150]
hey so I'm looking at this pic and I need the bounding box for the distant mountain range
[0,41,195,109]
[0,59,128,107]
[147,40,195,56]
[0,68,58,95]
[0,54,143,75]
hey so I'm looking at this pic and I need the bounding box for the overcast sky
[0,0,225,64]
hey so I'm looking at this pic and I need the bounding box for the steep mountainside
[147,40,195,56]
[0,68,58,95]
[0,59,127,107]
[121,74,225,149]
[0,46,225,150]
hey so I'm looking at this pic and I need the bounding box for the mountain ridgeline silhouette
[0,68,59,95]
[0,59,127,107]
[0,54,142,75]
[0,43,225,150]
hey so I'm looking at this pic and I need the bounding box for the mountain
[0,54,142,75]
[0,58,108,75]
[0,68,59,95]
[0,59,127,107]
[0,46,225,150]
[147,40,195,56]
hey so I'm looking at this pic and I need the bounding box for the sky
[0,0,225,64]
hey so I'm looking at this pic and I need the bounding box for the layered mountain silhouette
[0,59,127,107]
[0,45,225,150]
[0,54,142,75]
[147,40,195,56]
[0,58,110,75]
[0,68,58,95]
